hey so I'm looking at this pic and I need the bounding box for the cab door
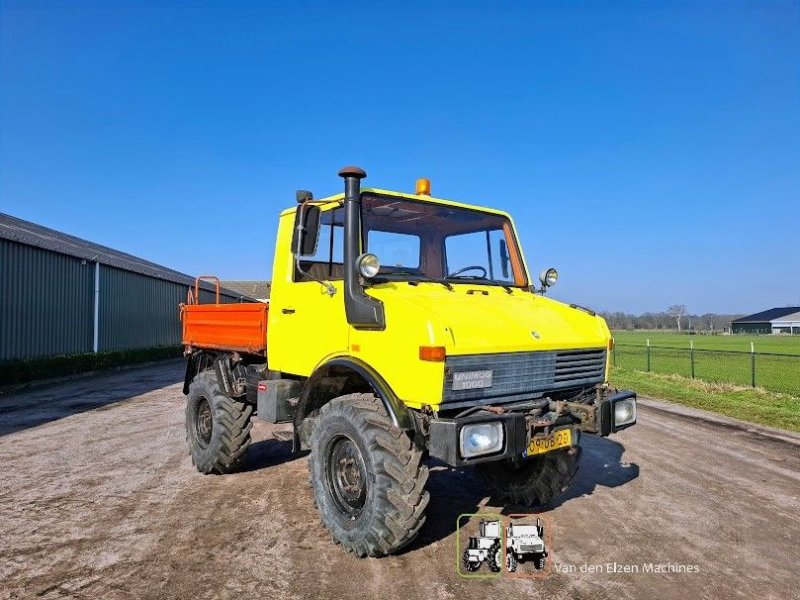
[267,206,350,376]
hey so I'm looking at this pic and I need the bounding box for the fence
[612,341,800,397]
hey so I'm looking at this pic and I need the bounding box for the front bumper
[428,389,637,467]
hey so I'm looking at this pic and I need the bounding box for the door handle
[282,308,296,314]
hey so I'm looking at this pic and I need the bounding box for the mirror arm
[293,254,337,296]
[292,202,336,296]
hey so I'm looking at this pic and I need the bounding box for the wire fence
[612,342,800,397]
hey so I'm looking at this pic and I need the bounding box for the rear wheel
[487,541,502,572]
[308,393,429,557]
[478,447,581,507]
[186,371,253,474]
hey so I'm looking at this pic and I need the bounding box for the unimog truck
[179,166,638,557]
[506,520,547,572]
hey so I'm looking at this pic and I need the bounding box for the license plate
[525,428,572,456]
[452,370,493,391]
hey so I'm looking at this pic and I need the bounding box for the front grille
[519,543,543,553]
[442,348,606,406]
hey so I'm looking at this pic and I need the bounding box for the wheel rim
[195,397,213,447]
[326,435,368,518]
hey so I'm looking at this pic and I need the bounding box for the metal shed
[0,212,250,361]
[730,307,800,335]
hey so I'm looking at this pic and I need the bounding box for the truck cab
[180,166,637,558]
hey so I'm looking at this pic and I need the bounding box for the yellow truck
[180,166,637,557]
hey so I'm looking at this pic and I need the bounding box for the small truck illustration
[506,519,547,572]
[462,520,503,572]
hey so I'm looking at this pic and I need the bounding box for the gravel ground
[1,361,798,600]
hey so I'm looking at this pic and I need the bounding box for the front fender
[294,356,413,431]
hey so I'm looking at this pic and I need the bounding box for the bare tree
[667,305,688,332]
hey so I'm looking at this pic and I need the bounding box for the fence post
[690,340,695,379]
[612,342,616,367]
[750,341,756,388]
[646,338,651,372]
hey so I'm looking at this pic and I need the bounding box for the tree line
[599,305,745,332]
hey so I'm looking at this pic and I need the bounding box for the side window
[366,230,421,270]
[444,228,514,283]
[295,207,344,281]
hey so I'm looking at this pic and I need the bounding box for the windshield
[361,194,528,287]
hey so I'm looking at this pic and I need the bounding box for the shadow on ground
[542,435,640,508]
[241,438,304,471]
[403,435,638,551]
[0,361,184,437]
[235,432,638,554]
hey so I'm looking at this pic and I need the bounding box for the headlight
[459,422,504,458]
[539,267,558,287]
[356,253,381,278]
[613,399,637,428]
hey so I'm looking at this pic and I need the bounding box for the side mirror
[291,204,321,256]
[499,239,509,279]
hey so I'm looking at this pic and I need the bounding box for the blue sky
[1,0,798,314]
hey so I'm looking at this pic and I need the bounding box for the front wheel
[308,394,430,557]
[477,447,581,507]
[506,551,518,572]
[462,549,479,572]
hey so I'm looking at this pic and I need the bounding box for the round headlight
[539,267,558,287]
[356,253,381,278]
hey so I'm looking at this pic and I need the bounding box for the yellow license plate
[526,428,572,456]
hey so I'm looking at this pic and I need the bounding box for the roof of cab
[278,188,511,218]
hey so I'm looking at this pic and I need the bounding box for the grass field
[610,368,800,433]
[609,330,800,429]
[612,330,800,354]
[610,330,800,397]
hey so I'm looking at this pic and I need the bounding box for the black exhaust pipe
[339,166,385,330]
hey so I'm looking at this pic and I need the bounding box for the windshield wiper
[372,271,454,291]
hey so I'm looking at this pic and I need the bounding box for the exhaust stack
[338,166,384,330]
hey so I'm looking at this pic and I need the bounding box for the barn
[730,307,800,335]
[0,212,247,365]
[219,280,271,303]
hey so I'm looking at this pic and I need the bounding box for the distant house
[219,280,271,303]
[731,307,800,335]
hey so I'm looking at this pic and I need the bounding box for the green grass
[611,367,800,433]
[612,330,800,354]
[611,330,800,397]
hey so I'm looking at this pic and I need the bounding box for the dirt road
[1,362,798,599]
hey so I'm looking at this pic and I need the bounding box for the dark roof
[732,307,800,323]
[0,212,249,299]
[220,281,271,300]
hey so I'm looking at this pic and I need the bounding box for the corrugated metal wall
[0,239,94,361]
[1,239,244,361]
[98,266,187,351]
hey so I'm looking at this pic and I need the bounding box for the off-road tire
[462,549,479,572]
[487,541,502,572]
[535,552,547,570]
[308,393,429,557]
[506,551,518,572]
[477,447,581,507]
[186,370,253,474]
